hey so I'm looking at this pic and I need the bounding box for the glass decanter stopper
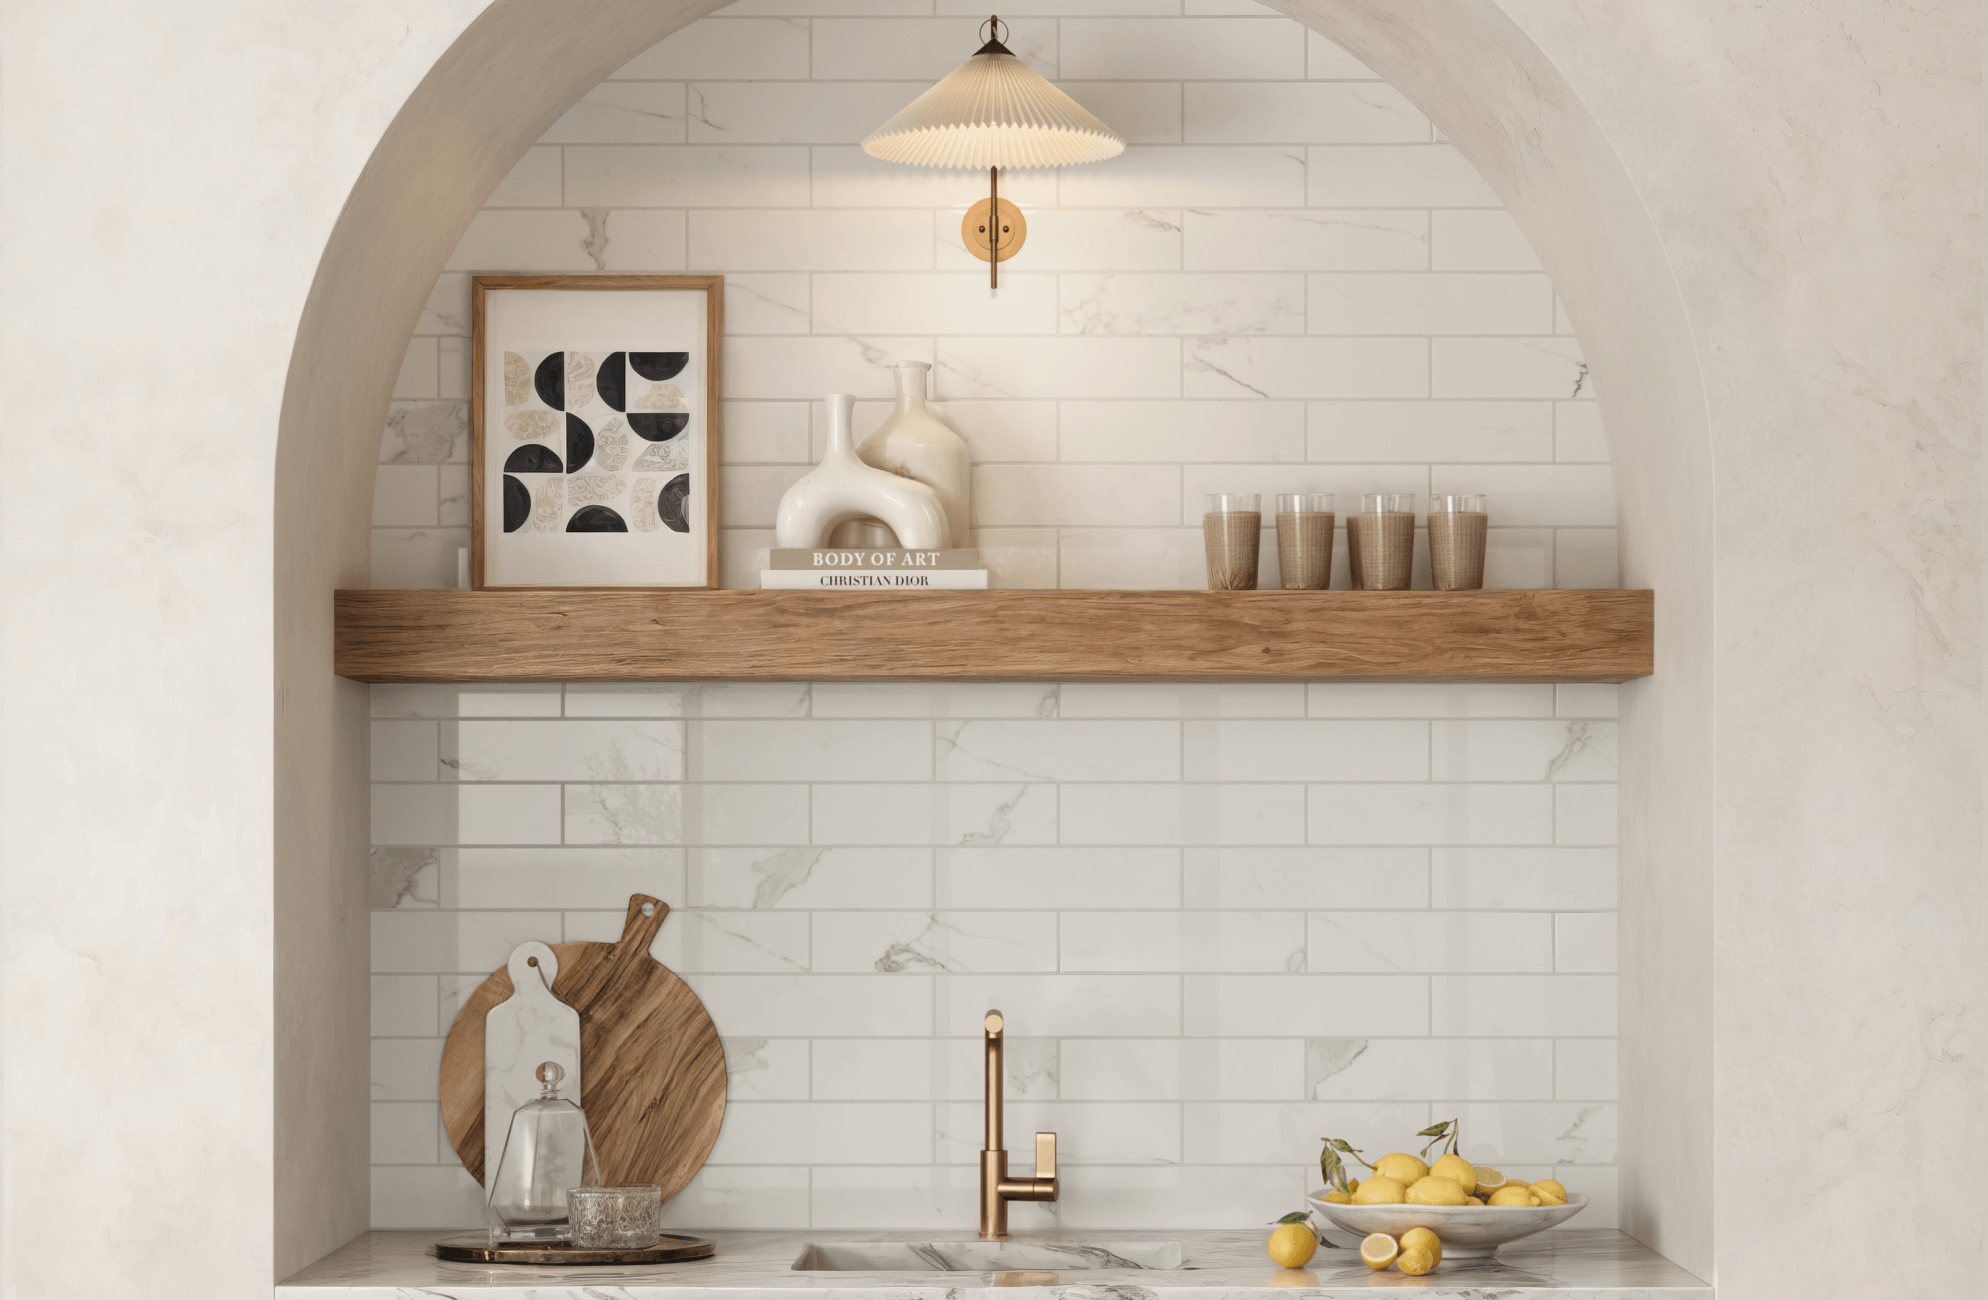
[484,1061,603,1243]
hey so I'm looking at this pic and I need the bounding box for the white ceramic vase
[775,393,949,550]
[828,362,972,549]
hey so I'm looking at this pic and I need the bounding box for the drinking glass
[569,1184,665,1250]
[1346,493,1415,590]
[1428,494,1488,590]
[1202,493,1261,590]
[1274,493,1334,590]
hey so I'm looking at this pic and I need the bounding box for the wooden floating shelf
[334,588,1652,684]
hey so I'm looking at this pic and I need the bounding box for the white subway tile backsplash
[373,3,1624,1230]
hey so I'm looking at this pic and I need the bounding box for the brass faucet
[979,1009,1057,1238]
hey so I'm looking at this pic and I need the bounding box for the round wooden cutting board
[440,894,726,1194]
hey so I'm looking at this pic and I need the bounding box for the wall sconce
[862,16,1125,287]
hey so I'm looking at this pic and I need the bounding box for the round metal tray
[434,1232,716,1265]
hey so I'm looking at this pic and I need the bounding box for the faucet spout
[979,1009,1058,1239]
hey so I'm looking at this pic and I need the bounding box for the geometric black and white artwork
[474,276,719,588]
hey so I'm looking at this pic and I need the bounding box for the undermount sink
[793,1240,1186,1272]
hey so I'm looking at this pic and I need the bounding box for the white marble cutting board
[483,941,582,1177]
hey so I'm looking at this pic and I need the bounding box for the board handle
[614,893,671,958]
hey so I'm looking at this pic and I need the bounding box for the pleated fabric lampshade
[863,18,1124,284]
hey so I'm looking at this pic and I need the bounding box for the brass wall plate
[963,198,1026,263]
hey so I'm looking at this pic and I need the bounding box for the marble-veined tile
[371,684,562,720]
[935,1099,1181,1164]
[1059,683,1306,718]
[1556,528,1621,588]
[1305,682,1554,718]
[813,145,1058,208]
[392,337,436,399]
[1430,720,1620,783]
[1555,400,1611,461]
[1555,912,1617,973]
[691,209,933,271]
[380,400,468,464]
[1061,145,1306,208]
[560,908,811,972]
[809,1166,980,1230]
[811,683,1062,719]
[1061,18,1304,79]
[659,1166,811,1230]
[1555,684,1621,719]
[1304,1037,1555,1101]
[371,975,440,1037]
[436,465,468,526]
[1058,783,1306,847]
[939,336,1181,400]
[1431,974,1616,1036]
[1060,272,1304,336]
[813,1036,1059,1101]
[371,910,563,975]
[436,337,468,398]
[1182,973,1429,1035]
[539,83,687,144]
[561,683,812,719]
[448,719,683,782]
[453,846,684,909]
[1306,144,1500,207]
[370,1165,484,1230]
[679,783,810,846]
[1429,847,1617,910]
[721,465,807,529]
[1307,910,1554,973]
[416,273,471,336]
[565,145,810,207]
[688,81,923,144]
[1055,526,1204,590]
[1431,463,1615,526]
[813,911,1059,972]
[972,463,1180,527]
[692,719,931,781]
[936,846,1179,908]
[1183,209,1428,272]
[728,335,935,400]
[1432,336,1589,400]
[1061,910,1306,971]
[683,972,934,1035]
[1184,82,1429,144]
[1052,1165,1307,1229]
[1181,1100,1430,1164]
[1431,208,1544,270]
[1308,782,1555,846]
[612,18,811,79]
[813,272,1058,335]
[723,276,810,336]
[371,464,438,528]
[443,210,598,273]
[1309,272,1553,335]
[689,845,933,908]
[563,782,685,846]
[1181,846,1429,909]
[370,1037,444,1101]
[1450,1101,1618,1166]
[371,784,563,846]
[371,720,439,782]
[1181,719,1428,781]
[936,718,1180,781]
[1061,1037,1304,1102]
[370,1101,441,1165]
[712,1101,933,1163]
[485,146,560,206]
[719,1036,810,1100]
[1185,336,1425,399]
[1554,784,1617,845]
[935,209,1182,273]
[813,17,1059,81]
[812,782,1058,847]
[722,401,810,464]
[1306,29,1378,78]
[936,973,1180,1035]
[1060,399,1303,463]
[1051,81,1182,144]
[1307,399,1553,463]
[1555,1038,1618,1100]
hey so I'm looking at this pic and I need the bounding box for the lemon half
[1359,1233,1399,1271]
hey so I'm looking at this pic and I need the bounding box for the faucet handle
[1034,1131,1057,1180]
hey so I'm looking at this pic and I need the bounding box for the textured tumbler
[1346,493,1415,590]
[1203,493,1261,590]
[1428,494,1488,590]
[1274,493,1334,590]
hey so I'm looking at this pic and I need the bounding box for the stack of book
[759,548,988,589]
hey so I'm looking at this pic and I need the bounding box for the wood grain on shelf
[335,588,1652,682]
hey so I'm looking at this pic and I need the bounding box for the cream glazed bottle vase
[830,361,972,548]
[775,393,949,550]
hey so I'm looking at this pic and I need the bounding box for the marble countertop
[279,1228,1710,1298]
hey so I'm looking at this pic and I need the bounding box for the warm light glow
[862,51,1125,170]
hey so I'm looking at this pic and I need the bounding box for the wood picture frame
[471,274,722,589]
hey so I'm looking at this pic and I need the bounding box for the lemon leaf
[1273,1211,1311,1225]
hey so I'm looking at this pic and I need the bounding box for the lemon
[1350,1175,1407,1205]
[1472,1165,1506,1192]
[1397,1247,1437,1277]
[1532,1178,1568,1204]
[1358,1233,1399,1270]
[1399,1227,1443,1267]
[1266,1222,1317,1268]
[1372,1152,1429,1186]
[1469,1195,1486,1205]
[1429,1154,1478,1195]
[1320,1190,1351,1205]
[1487,1185,1533,1207]
[1406,1175,1468,1206]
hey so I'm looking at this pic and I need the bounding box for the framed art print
[472,275,721,588]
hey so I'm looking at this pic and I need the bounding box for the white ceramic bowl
[1306,1190,1587,1261]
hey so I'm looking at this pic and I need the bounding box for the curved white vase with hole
[776,393,949,550]
[830,361,972,549]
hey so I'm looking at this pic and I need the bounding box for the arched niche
[273,0,1712,1277]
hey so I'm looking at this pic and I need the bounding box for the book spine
[767,548,982,571]
[759,570,990,590]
